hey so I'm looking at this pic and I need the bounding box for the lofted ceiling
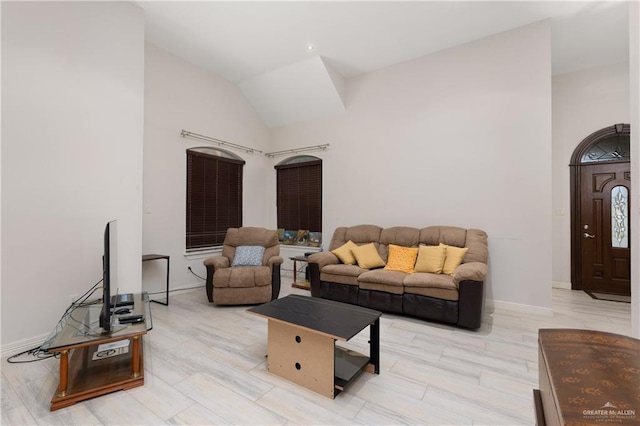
[137,1,630,127]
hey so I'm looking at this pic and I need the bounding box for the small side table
[142,254,170,305]
[290,256,311,290]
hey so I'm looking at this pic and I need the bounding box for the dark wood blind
[276,160,322,232]
[186,149,244,249]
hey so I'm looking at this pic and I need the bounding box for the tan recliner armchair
[203,227,283,305]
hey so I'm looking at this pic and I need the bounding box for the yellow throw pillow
[384,244,418,273]
[414,245,446,274]
[351,243,386,269]
[441,243,469,275]
[331,240,358,265]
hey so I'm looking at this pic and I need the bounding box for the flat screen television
[99,220,118,332]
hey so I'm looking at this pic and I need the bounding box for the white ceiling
[137,1,630,127]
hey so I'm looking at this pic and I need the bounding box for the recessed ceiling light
[306,44,315,51]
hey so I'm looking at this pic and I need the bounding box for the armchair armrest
[452,262,487,287]
[203,255,230,269]
[268,256,284,300]
[203,255,230,303]
[267,256,284,266]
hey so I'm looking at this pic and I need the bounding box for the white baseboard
[485,298,553,317]
[1,332,49,360]
[552,281,572,290]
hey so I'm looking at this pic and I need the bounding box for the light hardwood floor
[1,282,632,425]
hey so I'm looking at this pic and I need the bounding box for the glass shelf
[41,292,152,352]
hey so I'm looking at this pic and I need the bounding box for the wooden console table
[534,329,639,425]
[42,293,152,411]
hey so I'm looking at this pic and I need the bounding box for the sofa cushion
[214,286,272,305]
[414,245,446,274]
[380,227,420,247]
[418,226,442,246]
[359,269,405,295]
[359,269,406,287]
[403,272,458,301]
[331,240,358,265]
[439,226,468,248]
[464,229,489,264]
[213,266,271,288]
[441,244,469,275]
[384,244,418,273]
[352,243,386,269]
[321,264,367,286]
[330,225,384,251]
[320,272,360,286]
[322,263,366,277]
[359,281,404,295]
[404,285,459,301]
[344,225,383,245]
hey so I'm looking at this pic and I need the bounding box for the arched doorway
[570,123,631,296]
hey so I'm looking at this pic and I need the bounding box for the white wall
[142,43,271,295]
[269,21,553,310]
[551,63,630,287]
[1,2,144,349]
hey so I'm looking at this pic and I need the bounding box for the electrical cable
[7,278,104,364]
[187,266,205,281]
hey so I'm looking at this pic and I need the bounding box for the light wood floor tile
[166,403,228,425]
[174,372,284,424]
[127,371,196,421]
[1,284,633,425]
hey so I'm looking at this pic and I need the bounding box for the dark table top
[248,295,381,341]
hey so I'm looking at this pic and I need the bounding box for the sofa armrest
[307,251,339,270]
[452,262,487,287]
[458,280,484,329]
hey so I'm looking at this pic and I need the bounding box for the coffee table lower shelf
[334,347,372,393]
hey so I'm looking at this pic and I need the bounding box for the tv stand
[42,292,152,411]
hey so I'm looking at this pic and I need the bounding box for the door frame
[570,123,630,290]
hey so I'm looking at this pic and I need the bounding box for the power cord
[7,278,104,364]
[187,266,205,280]
[6,347,57,363]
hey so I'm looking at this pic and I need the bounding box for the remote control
[118,314,144,324]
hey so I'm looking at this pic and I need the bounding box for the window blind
[276,159,322,232]
[186,149,244,249]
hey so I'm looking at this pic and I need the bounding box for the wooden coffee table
[248,295,381,399]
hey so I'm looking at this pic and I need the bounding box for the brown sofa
[203,227,283,305]
[307,225,488,329]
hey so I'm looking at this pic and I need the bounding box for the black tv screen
[99,220,117,332]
